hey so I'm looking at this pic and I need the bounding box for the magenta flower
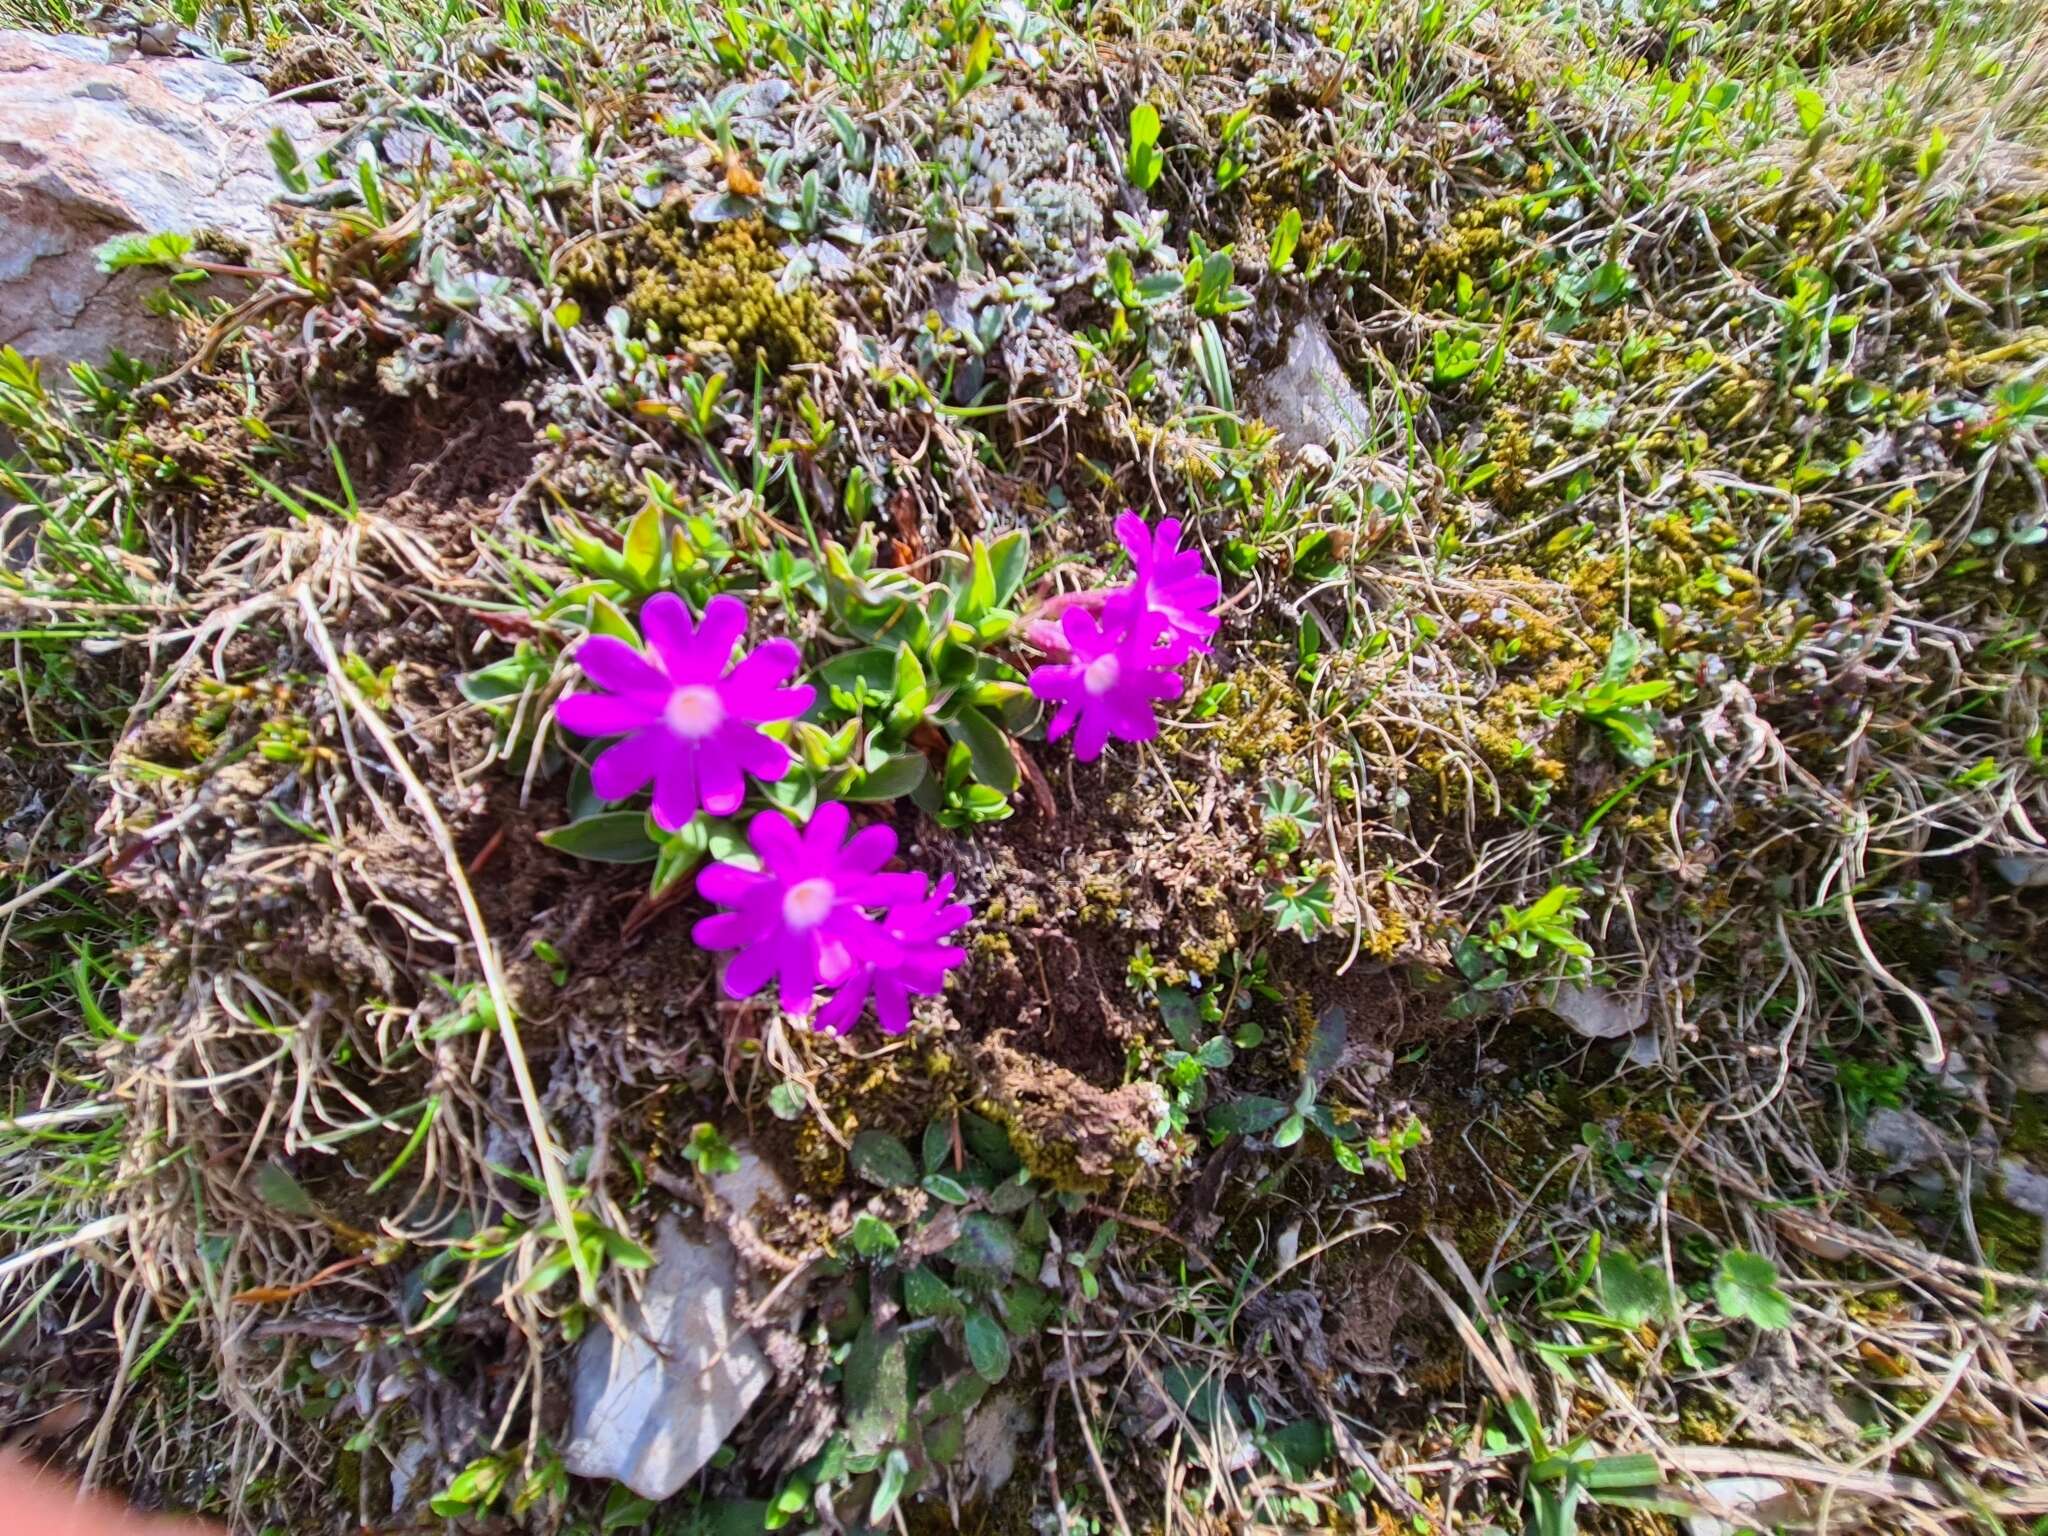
[1028,604,1187,761]
[557,593,814,833]
[1109,512,1221,654]
[813,873,972,1036]
[692,801,930,1015]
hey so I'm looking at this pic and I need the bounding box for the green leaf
[924,1414,966,1466]
[819,646,898,704]
[944,1213,1021,1279]
[869,1448,911,1526]
[1129,103,1160,154]
[842,1320,910,1454]
[850,1213,900,1257]
[1135,272,1183,305]
[921,1173,971,1205]
[850,1130,919,1188]
[1713,1249,1791,1330]
[838,752,929,802]
[1273,1112,1306,1149]
[903,1265,962,1318]
[1597,1249,1669,1328]
[888,644,930,732]
[540,811,661,864]
[622,505,664,588]
[1206,1095,1290,1137]
[1580,1452,1663,1491]
[1127,102,1163,189]
[267,126,308,192]
[1793,86,1825,135]
[1262,1419,1332,1479]
[595,1223,654,1269]
[683,1122,742,1174]
[966,537,999,617]
[964,1309,1011,1382]
[252,1160,316,1216]
[1599,627,1644,687]
[1268,207,1302,272]
[947,705,1019,793]
[959,1112,1020,1174]
[94,230,195,275]
[987,529,1030,605]
[1156,986,1200,1048]
[922,1118,952,1174]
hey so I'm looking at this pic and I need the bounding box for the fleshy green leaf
[850,1130,919,1188]
[1206,1095,1290,1137]
[964,1308,1011,1383]
[842,1320,910,1454]
[540,812,661,863]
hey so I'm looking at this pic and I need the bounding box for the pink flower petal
[1113,510,1150,558]
[724,638,801,696]
[721,935,780,1000]
[776,933,821,1012]
[637,592,698,674]
[813,981,867,1035]
[1073,708,1113,761]
[1030,663,1080,703]
[673,594,748,684]
[692,910,758,950]
[699,862,771,905]
[748,809,805,874]
[732,683,815,725]
[590,732,663,800]
[557,691,656,738]
[733,729,793,782]
[839,822,900,875]
[576,634,669,699]
[649,747,701,831]
[802,800,851,858]
[698,744,745,815]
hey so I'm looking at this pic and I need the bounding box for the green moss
[575,216,834,373]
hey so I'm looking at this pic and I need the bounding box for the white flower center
[1082,653,1122,696]
[663,684,725,740]
[782,878,836,931]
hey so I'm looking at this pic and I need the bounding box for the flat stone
[1253,316,1372,454]
[1999,1159,2048,1220]
[562,1157,784,1500]
[0,30,319,370]
[1539,980,1647,1040]
[1862,1106,1957,1175]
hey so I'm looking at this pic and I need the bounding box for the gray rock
[1862,1106,1958,1175]
[1993,854,2048,888]
[1539,980,1647,1040]
[1999,1158,2048,1220]
[0,30,319,370]
[1253,316,1372,454]
[563,1157,784,1500]
[2013,1030,2048,1095]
